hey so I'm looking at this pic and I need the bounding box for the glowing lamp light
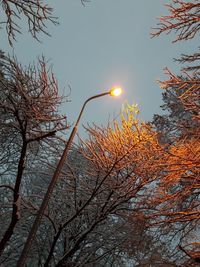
[109,87,122,97]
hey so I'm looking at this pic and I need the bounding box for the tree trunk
[0,141,27,255]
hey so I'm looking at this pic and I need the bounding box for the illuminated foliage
[151,2,200,264]
[82,104,160,175]
[32,105,167,267]
[160,69,200,122]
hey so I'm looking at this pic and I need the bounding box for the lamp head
[109,87,122,97]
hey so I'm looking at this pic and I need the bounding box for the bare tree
[150,83,200,266]
[175,48,200,73]
[0,52,68,256]
[150,1,200,261]
[36,105,172,267]
[152,0,200,74]
[152,0,200,43]
[0,0,58,45]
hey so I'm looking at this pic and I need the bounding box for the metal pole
[17,91,110,267]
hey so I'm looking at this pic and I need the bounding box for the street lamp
[17,87,122,267]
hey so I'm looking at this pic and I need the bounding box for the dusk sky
[1,0,196,138]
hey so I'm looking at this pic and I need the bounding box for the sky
[1,0,196,138]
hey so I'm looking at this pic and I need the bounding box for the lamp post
[17,87,122,267]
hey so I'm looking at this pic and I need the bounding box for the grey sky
[1,0,196,137]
